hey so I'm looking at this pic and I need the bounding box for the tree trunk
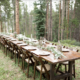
[70,5,72,39]
[0,6,2,32]
[24,7,26,34]
[31,15,33,35]
[58,0,61,41]
[29,15,31,35]
[0,6,1,32]
[50,0,52,41]
[61,0,65,40]
[1,21,3,32]
[72,0,76,40]
[14,0,16,32]
[73,0,76,19]
[45,0,49,40]
[16,0,20,34]
[66,0,70,39]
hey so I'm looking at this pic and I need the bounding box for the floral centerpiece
[46,47,66,59]
[26,41,29,45]
[17,34,23,41]
[13,32,17,38]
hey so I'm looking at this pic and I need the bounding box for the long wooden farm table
[22,46,80,80]
[1,35,80,80]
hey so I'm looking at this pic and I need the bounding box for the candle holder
[39,37,44,46]
[14,32,17,38]
[57,45,62,52]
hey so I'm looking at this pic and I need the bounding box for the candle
[31,34,32,41]
[7,28,8,33]
[24,32,25,36]
[23,36,24,41]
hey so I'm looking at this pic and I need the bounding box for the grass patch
[0,50,29,80]
[0,45,80,80]
[0,49,45,80]
[60,39,80,46]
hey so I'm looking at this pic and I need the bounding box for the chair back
[33,54,50,80]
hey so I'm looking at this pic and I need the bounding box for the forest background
[0,0,80,46]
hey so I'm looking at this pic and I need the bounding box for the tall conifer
[34,0,46,39]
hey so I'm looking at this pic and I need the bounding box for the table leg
[68,61,73,80]
[50,64,56,80]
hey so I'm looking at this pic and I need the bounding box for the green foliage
[75,0,80,21]
[46,47,66,59]
[63,17,69,39]
[60,39,80,46]
[0,0,12,21]
[34,0,46,39]
[52,10,59,42]
[53,38,57,42]
[19,3,29,35]
[71,18,79,27]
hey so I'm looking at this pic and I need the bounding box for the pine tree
[34,0,46,40]
[0,0,11,32]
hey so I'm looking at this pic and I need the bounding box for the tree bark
[45,0,49,40]
[14,0,16,32]
[70,5,72,39]
[0,6,3,32]
[50,0,52,41]
[0,6,1,32]
[16,0,20,34]
[1,21,3,32]
[66,0,70,39]
[58,0,61,41]
[73,0,76,19]
[61,0,65,40]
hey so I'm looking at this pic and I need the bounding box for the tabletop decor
[26,41,29,45]
[39,37,44,46]
[23,35,27,43]
[46,47,66,59]
[57,41,62,52]
[17,34,23,41]
[13,32,17,38]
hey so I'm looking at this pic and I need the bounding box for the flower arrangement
[46,47,66,59]
[26,41,29,45]
[17,34,23,41]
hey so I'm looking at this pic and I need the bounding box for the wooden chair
[4,39,9,56]
[22,49,34,77]
[4,38,11,56]
[17,45,28,69]
[33,54,50,80]
[7,40,14,58]
[10,42,19,63]
[17,46,25,69]
[63,49,78,78]
[56,48,79,79]
[0,37,5,53]
[10,43,16,59]
[14,44,19,64]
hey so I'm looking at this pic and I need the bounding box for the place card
[62,48,70,52]
[31,49,50,56]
